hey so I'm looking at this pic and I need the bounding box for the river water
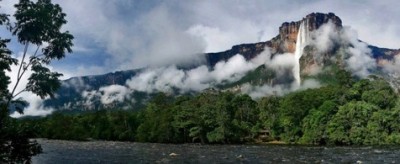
[32,139,400,163]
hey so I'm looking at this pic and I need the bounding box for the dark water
[32,139,400,164]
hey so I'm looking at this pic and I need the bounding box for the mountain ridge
[45,12,400,111]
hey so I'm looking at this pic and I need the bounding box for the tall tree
[0,0,73,162]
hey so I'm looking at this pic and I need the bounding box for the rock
[169,153,179,157]
[236,154,244,159]
[356,160,363,164]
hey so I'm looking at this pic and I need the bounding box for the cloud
[81,90,101,108]
[338,26,377,78]
[51,0,208,71]
[10,93,53,118]
[382,54,400,88]
[310,21,340,53]
[383,55,400,74]
[7,53,56,118]
[129,6,207,68]
[99,85,131,105]
[125,66,186,93]
[81,50,284,106]
[212,55,258,83]
[80,85,132,106]
[241,79,321,99]
[125,54,263,94]
[187,23,261,53]
[85,45,317,103]
[78,41,323,106]
[268,53,297,69]
[307,21,377,78]
[258,48,297,78]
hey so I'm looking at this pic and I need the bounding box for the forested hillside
[23,69,400,145]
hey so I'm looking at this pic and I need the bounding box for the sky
[1,0,400,78]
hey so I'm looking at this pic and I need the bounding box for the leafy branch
[4,0,73,113]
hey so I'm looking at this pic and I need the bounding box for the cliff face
[369,45,400,66]
[273,12,342,53]
[206,12,343,66]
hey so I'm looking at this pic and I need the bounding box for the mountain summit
[275,12,342,53]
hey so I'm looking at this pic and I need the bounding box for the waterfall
[293,20,309,86]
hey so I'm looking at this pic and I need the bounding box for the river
[32,139,400,163]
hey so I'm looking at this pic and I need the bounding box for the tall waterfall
[293,20,309,86]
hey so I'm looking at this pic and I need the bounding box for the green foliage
[17,70,400,146]
[13,0,73,56]
[26,63,62,98]
[35,110,139,141]
[8,0,73,101]
[0,38,17,99]
[303,65,353,87]
[0,0,73,162]
[258,96,280,138]
[327,101,379,145]
[301,100,338,144]
[219,65,277,88]
[0,113,42,163]
[276,85,342,142]
[364,110,391,145]
[360,76,397,109]
[168,91,258,143]
[136,99,178,143]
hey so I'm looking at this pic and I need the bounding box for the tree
[257,96,280,138]
[327,101,379,145]
[360,77,397,109]
[136,93,180,143]
[231,94,257,141]
[301,100,338,144]
[0,0,73,162]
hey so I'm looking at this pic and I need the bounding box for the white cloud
[187,23,261,53]
[212,55,258,83]
[241,79,321,99]
[81,90,100,108]
[306,22,377,78]
[99,85,131,105]
[339,26,377,78]
[268,53,297,69]
[383,55,400,73]
[125,54,261,94]
[10,93,53,118]
[311,21,340,53]
[7,53,56,118]
[126,66,186,93]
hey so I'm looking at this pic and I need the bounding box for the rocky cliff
[274,12,342,53]
[206,12,343,66]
